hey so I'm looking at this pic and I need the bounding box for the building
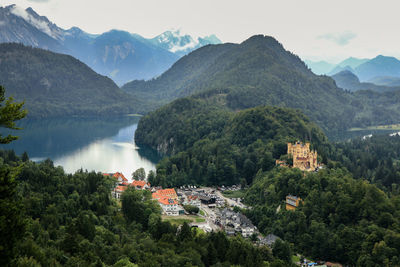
[183,195,201,208]
[157,197,183,216]
[131,180,150,190]
[104,172,129,185]
[152,188,178,200]
[286,195,302,210]
[287,141,318,171]
[112,185,127,199]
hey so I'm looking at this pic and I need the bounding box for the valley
[1,2,400,266]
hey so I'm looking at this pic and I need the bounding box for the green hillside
[137,102,330,186]
[125,35,400,134]
[0,43,139,117]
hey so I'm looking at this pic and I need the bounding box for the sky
[2,0,400,63]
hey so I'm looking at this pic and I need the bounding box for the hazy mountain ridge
[306,55,400,85]
[331,70,400,92]
[0,5,221,85]
[0,43,140,117]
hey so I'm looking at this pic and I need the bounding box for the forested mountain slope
[126,35,400,134]
[137,103,330,186]
[0,43,139,117]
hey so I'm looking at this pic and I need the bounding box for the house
[237,213,256,237]
[152,188,178,200]
[104,172,129,185]
[183,195,201,208]
[286,195,302,210]
[157,197,183,216]
[217,208,257,238]
[199,195,216,205]
[112,185,127,199]
[131,180,150,190]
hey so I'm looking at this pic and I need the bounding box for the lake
[2,116,161,179]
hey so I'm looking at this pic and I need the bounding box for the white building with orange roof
[104,172,129,185]
[152,188,178,200]
[157,197,182,216]
[112,185,128,199]
[152,188,183,216]
[131,180,150,190]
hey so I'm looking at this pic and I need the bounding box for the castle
[287,141,318,171]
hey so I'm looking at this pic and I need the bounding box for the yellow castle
[287,141,318,171]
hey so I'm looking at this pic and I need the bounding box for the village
[106,170,259,239]
[105,141,341,267]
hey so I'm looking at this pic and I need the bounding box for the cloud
[10,5,55,38]
[318,31,357,46]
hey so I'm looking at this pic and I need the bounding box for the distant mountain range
[0,4,221,85]
[0,43,139,117]
[124,35,400,136]
[331,70,400,92]
[306,55,400,84]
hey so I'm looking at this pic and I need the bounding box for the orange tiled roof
[103,172,128,181]
[152,188,177,199]
[157,197,178,205]
[113,172,128,181]
[131,180,149,188]
[115,185,127,192]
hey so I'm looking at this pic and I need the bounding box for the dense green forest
[137,99,400,266]
[244,167,400,266]
[0,43,140,117]
[0,151,295,266]
[140,103,330,187]
[330,134,400,192]
[125,35,400,135]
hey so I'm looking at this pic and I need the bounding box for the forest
[141,104,329,187]
[1,150,296,266]
[244,167,400,266]
[137,98,400,266]
[0,43,139,118]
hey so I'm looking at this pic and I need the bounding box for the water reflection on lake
[3,117,161,178]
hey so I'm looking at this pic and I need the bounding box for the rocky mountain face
[0,5,221,85]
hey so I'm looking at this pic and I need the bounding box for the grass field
[348,124,400,131]
[222,190,246,198]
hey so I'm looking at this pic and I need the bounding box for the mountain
[368,76,400,87]
[337,57,369,69]
[0,5,221,85]
[328,65,354,75]
[130,35,400,142]
[331,70,400,92]
[305,57,368,76]
[150,29,221,57]
[304,60,335,75]
[354,55,400,81]
[0,5,64,52]
[87,30,180,85]
[124,35,363,133]
[0,43,139,117]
